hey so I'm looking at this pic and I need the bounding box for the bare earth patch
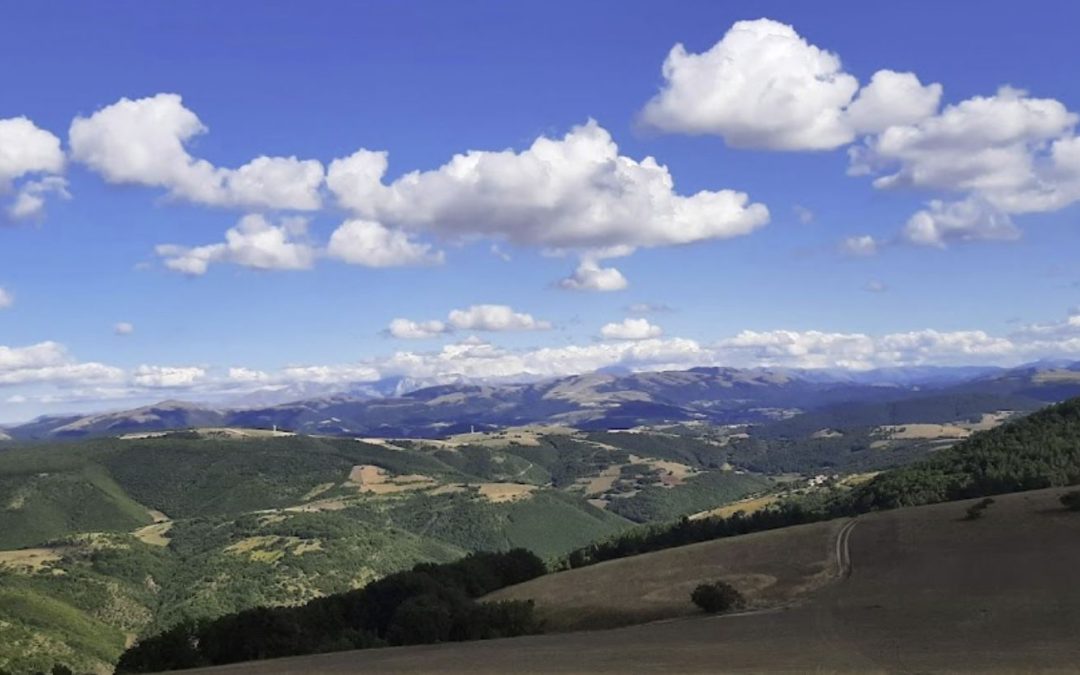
[347,464,437,494]
[584,465,623,496]
[959,411,1016,431]
[690,494,779,521]
[133,522,174,547]
[476,483,537,503]
[877,423,972,440]
[0,547,64,572]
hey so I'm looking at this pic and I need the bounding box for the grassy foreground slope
[190,487,1080,674]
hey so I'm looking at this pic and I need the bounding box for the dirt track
[181,487,1080,673]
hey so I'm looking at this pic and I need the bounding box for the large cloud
[848,87,1080,247]
[69,94,324,211]
[640,18,1080,250]
[156,214,316,275]
[327,120,769,254]
[640,19,941,150]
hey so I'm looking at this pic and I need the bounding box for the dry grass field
[688,493,779,521]
[186,487,1080,673]
[487,517,845,630]
[0,547,64,572]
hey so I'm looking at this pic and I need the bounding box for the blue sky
[2,1,1079,421]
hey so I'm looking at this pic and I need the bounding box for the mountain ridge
[4,362,1078,441]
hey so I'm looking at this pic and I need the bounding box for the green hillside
[0,431,650,673]
[850,396,1080,509]
[0,448,152,550]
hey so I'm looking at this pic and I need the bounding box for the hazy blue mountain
[6,362,1079,441]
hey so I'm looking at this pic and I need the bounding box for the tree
[690,581,744,614]
[386,594,456,645]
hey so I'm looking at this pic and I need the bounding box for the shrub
[964,497,995,520]
[690,581,744,614]
[1060,491,1080,511]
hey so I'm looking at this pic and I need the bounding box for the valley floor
[180,487,1080,673]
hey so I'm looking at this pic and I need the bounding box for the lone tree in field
[1061,491,1080,512]
[691,581,744,614]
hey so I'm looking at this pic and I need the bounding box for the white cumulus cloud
[69,93,324,211]
[327,219,444,268]
[901,198,1021,247]
[0,117,64,187]
[0,341,123,386]
[640,19,940,150]
[558,260,629,292]
[840,235,880,257]
[0,116,66,219]
[156,214,316,275]
[132,365,207,388]
[114,322,135,336]
[327,120,768,256]
[388,305,551,339]
[0,288,12,309]
[850,87,1080,245]
[387,318,449,340]
[601,318,664,340]
[447,305,551,332]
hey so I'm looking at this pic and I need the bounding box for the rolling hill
[101,395,1080,673]
[0,427,771,673]
[4,382,1080,672]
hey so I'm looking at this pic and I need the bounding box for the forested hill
[851,396,1080,510]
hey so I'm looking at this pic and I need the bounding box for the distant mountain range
[4,362,1080,441]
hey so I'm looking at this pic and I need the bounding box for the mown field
[187,487,1080,674]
